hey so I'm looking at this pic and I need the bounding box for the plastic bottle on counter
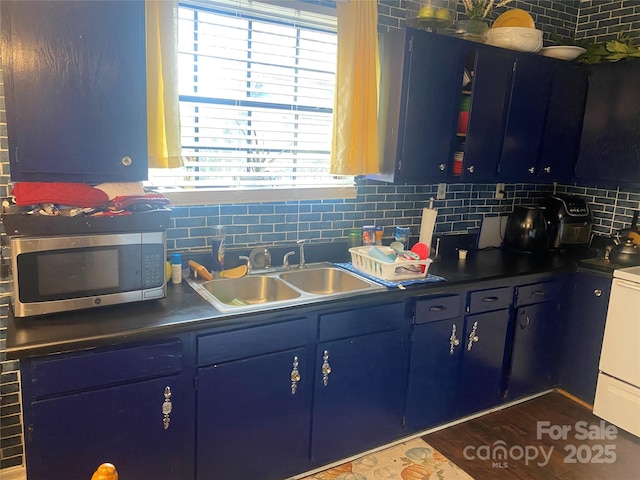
[375,226,383,246]
[362,225,376,246]
[171,253,182,284]
[211,225,225,271]
[348,229,362,248]
[395,226,410,249]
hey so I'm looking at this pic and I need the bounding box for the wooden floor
[423,391,640,480]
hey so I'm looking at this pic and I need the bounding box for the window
[148,0,354,201]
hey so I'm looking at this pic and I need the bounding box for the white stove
[593,266,640,438]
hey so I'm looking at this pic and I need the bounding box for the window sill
[160,185,356,206]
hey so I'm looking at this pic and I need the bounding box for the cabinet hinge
[193,375,199,391]
[401,415,407,428]
[408,36,413,53]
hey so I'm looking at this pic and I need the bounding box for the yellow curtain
[330,0,380,175]
[146,0,183,168]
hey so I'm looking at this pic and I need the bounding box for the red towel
[12,182,109,207]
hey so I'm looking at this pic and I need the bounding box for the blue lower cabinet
[405,291,511,429]
[21,338,190,480]
[560,272,612,403]
[195,318,312,480]
[405,293,464,431]
[28,376,186,480]
[457,308,511,417]
[508,301,561,399]
[196,346,312,480]
[405,318,463,430]
[310,302,407,464]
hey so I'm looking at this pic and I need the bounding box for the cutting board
[477,216,507,249]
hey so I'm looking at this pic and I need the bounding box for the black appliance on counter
[542,194,592,248]
[504,205,555,253]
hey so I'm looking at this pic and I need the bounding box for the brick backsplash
[1,1,640,474]
[166,180,554,253]
[0,50,24,470]
[576,0,640,42]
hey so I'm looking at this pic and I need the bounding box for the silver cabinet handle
[544,166,551,173]
[290,356,301,395]
[121,156,132,166]
[449,324,460,355]
[439,163,446,171]
[481,296,499,303]
[467,321,479,351]
[528,166,535,174]
[594,289,602,297]
[430,305,447,312]
[321,350,332,386]
[532,290,545,296]
[519,313,531,329]
[467,165,475,173]
[162,386,173,430]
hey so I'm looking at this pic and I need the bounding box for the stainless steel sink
[198,275,301,306]
[187,262,384,313]
[279,267,371,295]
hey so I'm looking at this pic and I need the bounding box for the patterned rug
[299,437,474,480]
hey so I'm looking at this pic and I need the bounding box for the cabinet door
[405,319,463,431]
[575,60,640,186]
[462,47,512,182]
[497,54,556,182]
[27,376,186,480]
[508,301,561,399]
[196,347,311,480]
[398,31,465,182]
[560,272,612,403]
[458,309,510,417]
[538,64,588,183]
[375,29,465,183]
[1,0,147,182]
[311,329,405,463]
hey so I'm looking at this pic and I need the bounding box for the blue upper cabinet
[495,54,557,182]
[575,59,640,187]
[461,46,513,182]
[1,0,148,183]
[374,28,466,184]
[537,63,589,183]
[373,29,578,185]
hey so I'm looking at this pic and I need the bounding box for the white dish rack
[348,246,433,281]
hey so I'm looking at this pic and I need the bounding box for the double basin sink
[187,262,385,313]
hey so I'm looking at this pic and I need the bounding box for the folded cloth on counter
[12,182,109,207]
[108,193,171,210]
[94,182,146,200]
[336,262,446,287]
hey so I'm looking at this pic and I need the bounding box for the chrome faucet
[283,250,296,269]
[238,255,251,273]
[297,239,308,269]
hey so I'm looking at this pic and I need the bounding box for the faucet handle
[296,239,308,245]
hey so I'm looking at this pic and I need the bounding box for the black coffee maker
[504,205,556,253]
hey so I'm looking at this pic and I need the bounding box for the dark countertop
[6,247,616,360]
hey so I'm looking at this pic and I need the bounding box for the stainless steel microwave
[10,232,166,317]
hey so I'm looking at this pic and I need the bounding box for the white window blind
[148,0,354,193]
